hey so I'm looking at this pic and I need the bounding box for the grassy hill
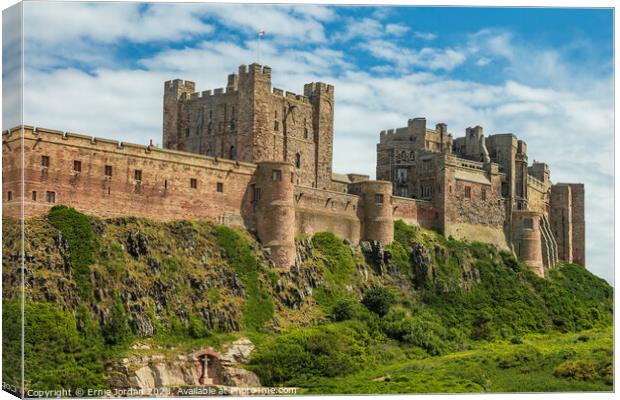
[2,206,613,394]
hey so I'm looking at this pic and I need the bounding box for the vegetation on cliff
[1,208,613,394]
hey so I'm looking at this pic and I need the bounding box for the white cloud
[360,40,467,71]
[385,23,410,36]
[23,3,215,44]
[413,31,437,41]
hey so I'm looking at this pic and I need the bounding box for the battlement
[303,82,334,97]
[238,63,272,77]
[164,79,196,92]
[271,87,310,104]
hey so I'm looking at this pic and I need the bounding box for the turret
[512,210,544,277]
[350,180,394,245]
[254,161,296,270]
[163,79,195,150]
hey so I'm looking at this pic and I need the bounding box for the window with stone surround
[134,170,142,181]
[464,186,471,199]
[73,160,81,173]
[105,165,112,177]
[46,191,56,203]
[375,194,384,204]
[32,191,37,201]
[217,182,224,193]
[190,178,197,189]
[295,153,301,168]
[41,155,49,168]
[272,169,282,182]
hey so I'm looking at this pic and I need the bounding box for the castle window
[481,189,487,201]
[134,169,142,181]
[523,218,533,229]
[295,153,301,169]
[421,184,433,198]
[73,160,81,172]
[304,127,308,139]
[375,194,384,204]
[217,182,224,193]
[41,155,49,168]
[164,179,168,190]
[32,191,37,201]
[190,178,197,189]
[229,146,236,160]
[464,186,471,199]
[46,191,56,203]
[274,120,279,131]
[272,169,282,182]
[105,165,113,177]
[7,191,12,201]
[252,185,262,202]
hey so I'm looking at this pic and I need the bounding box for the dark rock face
[360,240,392,275]
[411,243,434,290]
[127,231,149,258]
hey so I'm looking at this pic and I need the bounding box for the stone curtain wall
[294,186,361,243]
[3,127,256,227]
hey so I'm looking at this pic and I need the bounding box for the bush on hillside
[362,287,396,317]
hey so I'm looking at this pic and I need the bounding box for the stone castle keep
[2,63,585,276]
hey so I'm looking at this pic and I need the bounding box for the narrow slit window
[32,191,37,201]
[216,182,224,193]
[134,170,142,181]
[41,155,49,167]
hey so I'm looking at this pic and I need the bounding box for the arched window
[295,153,301,168]
[229,146,236,160]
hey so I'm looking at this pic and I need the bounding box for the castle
[2,63,584,276]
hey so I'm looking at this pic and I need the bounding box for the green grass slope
[1,208,613,394]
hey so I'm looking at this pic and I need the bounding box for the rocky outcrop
[106,338,261,394]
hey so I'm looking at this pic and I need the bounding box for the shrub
[48,206,98,299]
[188,312,210,339]
[332,299,357,321]
[361,287,395,317]
[215,226,274,331]
[250,321,374,386]
[382,308,450,355]
[554,360,597,381]
[103,297,132,346]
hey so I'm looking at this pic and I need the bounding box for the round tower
[254,161,296,270]
[512,211,544,277]
[352,180,394,245]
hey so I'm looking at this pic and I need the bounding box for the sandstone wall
[392,196,437,229]
[3,127,256,227]
[294,186,361,243]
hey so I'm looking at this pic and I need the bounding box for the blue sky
[2,2,614,283]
